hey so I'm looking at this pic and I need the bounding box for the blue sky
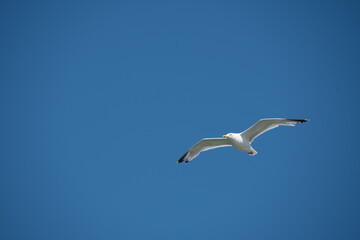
[1,0,360,239]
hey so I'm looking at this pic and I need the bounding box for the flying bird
[177,118,309,163]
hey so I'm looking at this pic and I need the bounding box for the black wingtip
[177,152,188,164]
[287,119,309,123]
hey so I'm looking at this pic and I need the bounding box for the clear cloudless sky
[1,0,360,239]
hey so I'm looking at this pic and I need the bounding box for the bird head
[223,133,234,138]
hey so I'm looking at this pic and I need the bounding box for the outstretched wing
[177,138,232,163]
[241,118,308,143]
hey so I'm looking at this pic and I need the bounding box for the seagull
[177,118,309,163]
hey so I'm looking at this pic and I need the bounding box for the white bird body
[226,134,255,155]
[177,118,308,163]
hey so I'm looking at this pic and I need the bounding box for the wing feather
[241,118,308,143]
[177,138,232,163]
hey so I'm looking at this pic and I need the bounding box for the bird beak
[223,135,228,138]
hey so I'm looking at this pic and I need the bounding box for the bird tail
[248,147,257,156]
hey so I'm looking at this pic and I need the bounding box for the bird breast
[230,135,250,152]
